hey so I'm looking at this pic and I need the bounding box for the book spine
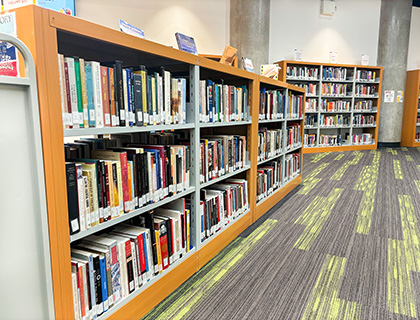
[91,62,104,128]
[73,57,85,128]
[133,74,143,126]
[100,66,111,127]
[108,67,117,127]
[75,164,86,232]
[66,163,80,235]
[79,57,89,128]
[115,60,125,126]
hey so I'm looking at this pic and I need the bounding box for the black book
[155,215,173,264]
[146,75,153,124]
[65,163,80,235]
[92,254,102,315]
[132,211,159,275]
[100,161,109,221]
[176,154,182,192]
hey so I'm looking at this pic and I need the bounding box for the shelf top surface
[275,60,383,70]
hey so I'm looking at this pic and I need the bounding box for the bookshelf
[276,60,383,153]
[401,70,420,147]
[13,5,304,320]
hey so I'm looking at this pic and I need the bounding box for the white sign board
[384,90,394,103]
[329,51,338,64]
[361,54,369,66]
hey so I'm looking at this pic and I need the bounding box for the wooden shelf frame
[401,70,420,147]
[12,6,304,320]
[276,60,383,152]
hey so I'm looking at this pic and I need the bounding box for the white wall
[407,7,420,71]
[75,0,229,55]
[269,0,381,66]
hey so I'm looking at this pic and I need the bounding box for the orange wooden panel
[248,78,259,222]
[255,175,302,221]
[401,70,420,147]
[108,252,199,320]
[199,211,252,268]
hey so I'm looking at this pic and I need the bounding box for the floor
[143,148,420,320]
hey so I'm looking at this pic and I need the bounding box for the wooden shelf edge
[255,175,301,221]
[107,251,199,320]
[198,211,252,268]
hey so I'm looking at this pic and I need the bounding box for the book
[66,163,80,235]
[219,45,237,66]
[175,32,197,55]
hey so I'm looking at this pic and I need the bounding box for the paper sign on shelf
[294,49,303,61]
[329,51,338,64]
[384,90,394,103]
[0,11,19,77]
[361,54,369,66]
[397,91,404,103]
[119,19,145,39]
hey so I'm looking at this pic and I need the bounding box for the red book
[108,67,116,127]
[100,66,111,127]
[64,62,73,128]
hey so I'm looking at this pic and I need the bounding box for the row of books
[354,100,374,111]
[417,118,420,124]
[321,83,348,96]
[294,83,317,96]
[416,132,420,141]
[285,153,300,182]
[200,179,249,241]
[258,128,283,162]
[319,115,349,127]
[288,93,304,118]
[322,67,348,81]
[65,139,190,235]
[305,115,317,127]
[286,124,302,149]
[286,66,319,80]
[305,98,318,112]
[319,134,342,146]
[352,133,373,145]
[355,70,377,82]
[199,80,249,123]
[304,134,317,147]
[259,89,286,120]
[353,115,375,126]
[70,202,190,320]
[320,99,351,112]
[354,84,377,97]
[58,55,188,130]
[257,159,282,203]
[200,136,247,184]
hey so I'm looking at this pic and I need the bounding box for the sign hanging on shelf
[361,54,369,66]
[294,49,303,61]
[329,51,338,64]
[384,90,395,103]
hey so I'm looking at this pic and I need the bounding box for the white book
[158,74,164,124]
[64,57,80,126]
[163,70,171,124]
[83,176,91,229]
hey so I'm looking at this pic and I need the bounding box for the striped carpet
[143,148,420,320]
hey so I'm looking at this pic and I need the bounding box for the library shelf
[259,118,285,124]
[63,123,195,137]
[353,110,378,113]
[199,120,252,128]
[13,5,304,320]
[319,126,351,129]
[199,165,251,189]
[319,111,352,114]
[69,187,196,243]
[276,60,382,153]
[401,70,420,147]
[285,144,303,154]
[258,153,282,166]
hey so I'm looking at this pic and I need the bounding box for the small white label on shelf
[361,54,369,66]
[120,110,126,120]
[70,219,79,233]
[105,113,111,125]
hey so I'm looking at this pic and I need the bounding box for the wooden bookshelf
[276,60,383,153]
[12,5,304,319]
[401,70,420,147]
[199,54,239,68]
